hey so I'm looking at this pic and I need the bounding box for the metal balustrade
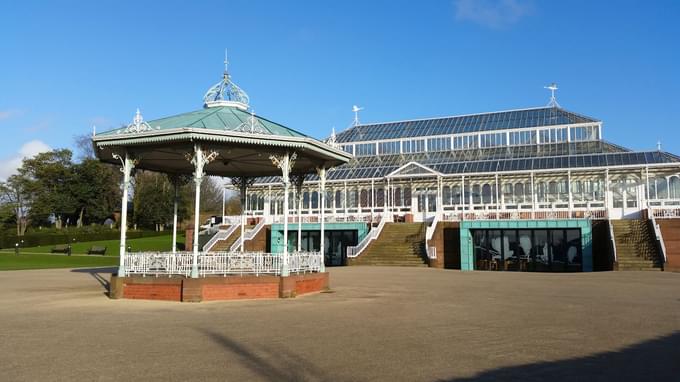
[123,251,322,277]
[346,214,391,258]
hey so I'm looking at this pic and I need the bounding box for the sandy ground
[0,266,679,381]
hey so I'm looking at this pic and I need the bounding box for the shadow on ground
[444,331,680,382]
[70,267,115,295]
[199,328,329,381]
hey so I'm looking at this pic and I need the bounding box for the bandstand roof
[93,107,351,177]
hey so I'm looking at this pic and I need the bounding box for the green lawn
[0,234,186,271]
[0,234,185,256]
[0,253,120,271]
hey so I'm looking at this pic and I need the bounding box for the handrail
[425,214,438,259]
[230,217,268,252]
[648,208,667,263]
[608,218,617,263]
[346,214,391,258]
[203,224,240,252]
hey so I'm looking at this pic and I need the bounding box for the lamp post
[14,242,19,256]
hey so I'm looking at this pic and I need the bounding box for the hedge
[0,229,172,249]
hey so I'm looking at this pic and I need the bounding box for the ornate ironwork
[234,111,269,135]
[203,51,250,108]
[118,109,159,135]
[185,146,219,183]
[270,152,297,184]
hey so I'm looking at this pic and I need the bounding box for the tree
[73,134,96,161]
[71,159,121,226]
[0,175,29,236]
[17,149,77,228]
[132,171,176,230]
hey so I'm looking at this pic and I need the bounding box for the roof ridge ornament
[203,50,250,110]
[326,127,339,148]
[119,108,159,135]
[544,83,560,108]
[234,110,269,135]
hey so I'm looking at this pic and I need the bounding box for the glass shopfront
[287,230,358,266]
[472,228,582,272]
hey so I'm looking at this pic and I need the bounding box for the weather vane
[544,83,560,107]
[352,105,364,126]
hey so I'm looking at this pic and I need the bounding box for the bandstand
[92,59,351,301]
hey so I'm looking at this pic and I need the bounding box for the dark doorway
[443,228,461,269]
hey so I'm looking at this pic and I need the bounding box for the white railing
[124,252,193,277]
[222,215,242,225]
[269,213,381,224]
[608,219,617,263]
[648,208,667,263]
[650,207,680,219]
[123,251,322,277]
[425,214,439,259]
[346,214,392,258]
[230,218,268,252]
[199,252,281,276]
[440,208,608,221]
[289,251,324,274]
[203,224,240,252]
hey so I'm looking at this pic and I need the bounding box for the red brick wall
[122,281,182,301]
[658,220,680,272]
[202,283,279,300]
[244,227,269,252]
[295,276,327,295]
[427,222,460,269]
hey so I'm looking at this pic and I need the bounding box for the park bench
[87,246,107,255]
[51,244,70,254]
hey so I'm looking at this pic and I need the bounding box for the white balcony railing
[203,224,240,252]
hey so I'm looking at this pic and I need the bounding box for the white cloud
[0,140,52,181]
[0,109,22,121]
[454,0,531,29]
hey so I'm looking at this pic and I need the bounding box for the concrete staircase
[611,219,663,271]
[351,223,427,266]
[208,225,254,252]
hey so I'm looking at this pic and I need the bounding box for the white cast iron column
[318,166,326,272]
[187,144,218,278]
[172,176,180,254]
[113,152,136,277]
[271,152,296,276]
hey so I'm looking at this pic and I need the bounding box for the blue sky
[1,0,679,178]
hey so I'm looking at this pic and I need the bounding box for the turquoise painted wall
[269,222,370,254]
[459,219,593,272]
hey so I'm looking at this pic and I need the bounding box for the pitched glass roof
[253,142,680,184]
[335,106,599,143]
[98,106,308,138]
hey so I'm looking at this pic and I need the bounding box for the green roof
[99,106,308,138]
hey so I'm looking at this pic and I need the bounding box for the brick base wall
[110,272,329,302]
[427,222,460,269]
[658,220,680,272]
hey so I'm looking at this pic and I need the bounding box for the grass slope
[1,235,185,256]
[0,235,186,270]
[0,253,119,271]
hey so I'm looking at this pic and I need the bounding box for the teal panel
[459,219,592,272]
[269,222,369,254]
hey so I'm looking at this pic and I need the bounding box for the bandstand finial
[203,51,250,110]
[544,83,560,108]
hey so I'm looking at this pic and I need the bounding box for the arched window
[514,183,524,204]
[472,184,482,204]
[335,190,344,208]
[360,189,369,207]
[311,191,319,209]
[558,180,569,201]
[303,191,310,209]
[452,185,461,205]
[670,176,680,199]
[572,180,582,202]
[403,187,412,206]
[502,183,513,204]
[376,188,385,206]
[394,187,402,207]
[656,177,668,199]
[536,182,546,203]
[548,181,558,202]
[443,185,451,205]
[482,184,492,204]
